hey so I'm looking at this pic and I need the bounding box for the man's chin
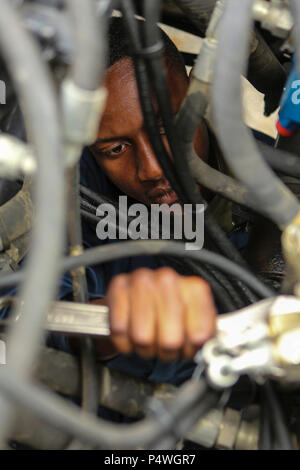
[148,190,180,206]
[149,198,183,215]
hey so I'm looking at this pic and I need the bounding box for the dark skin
[88,56,217,361]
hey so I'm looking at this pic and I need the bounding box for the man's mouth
[147,188,180,205]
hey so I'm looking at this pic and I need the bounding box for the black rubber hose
[247,30,287,117]
[65,165,99,450]
[0,240,274,299]
[177,93,265,214]
[81,208,100,225]
[80,189,249,310]
[165,257,238,312]
[173,0,216,36]
[66,0,106,90]
[67,166,89,304]
[80,184,137,230]
[60,240,274,298]
[81,210,237,310]
[80,193,243,310]
[66,336,99,450]
[167,254,244,310]
[186,144,266,212]
[143,0,212,210]
[84,202,238,309]
[80,214,237,310]
[263,382,294,450]
[187,136,300,212]
[258,141,300,180]
[206,266,245,309]
[259,387,272,450]
[175,1,286,116]
[0,368,213,450]
[121,0,189,204]
[212,0,300,228]
[80,184,118,206]
[143,0,196,203]
[174,0,216,16]
[142,0,258,306]
[152,388,219,450]
[0,0,65,445]
[176,97,259,305]
[122,0,242,274]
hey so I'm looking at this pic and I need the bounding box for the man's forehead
[97,56,187,140]
[98,61,143,139]
[104,59,141,111]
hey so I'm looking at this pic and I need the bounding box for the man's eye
[101,143,128,157]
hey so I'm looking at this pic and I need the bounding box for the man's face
[90,56,209,206]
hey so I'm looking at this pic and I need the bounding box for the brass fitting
[282,211,300,297]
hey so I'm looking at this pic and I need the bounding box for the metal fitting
[253,0,293,38]
[282,211,300,292]
[0,135,36,178]
[187,407,224,448]
[268,297,300,383]
[190,0,225,90]
[188,405,260,450]
[192,39,218,85]
[201,296,300,388]
[205,0,226,41]
[61,79,107,166]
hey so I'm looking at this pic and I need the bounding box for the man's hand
[106,267,217,361]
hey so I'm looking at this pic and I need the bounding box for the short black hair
[107,16,187,76]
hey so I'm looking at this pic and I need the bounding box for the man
[61,17,218,384]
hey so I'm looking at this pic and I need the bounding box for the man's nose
[135,133,164,183]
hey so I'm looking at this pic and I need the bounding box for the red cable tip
[276,120,295,137]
